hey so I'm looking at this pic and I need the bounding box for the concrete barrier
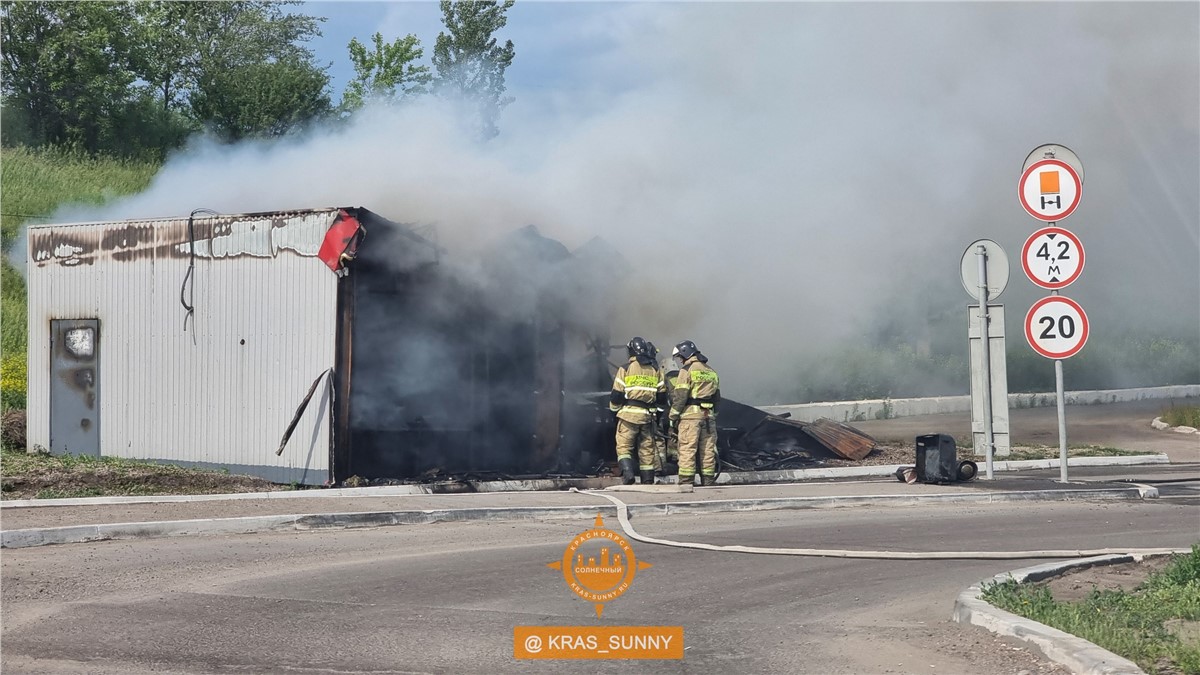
[761,385,1200,423]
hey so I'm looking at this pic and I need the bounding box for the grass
[1,145,161,408]
[1,260,28,374]
[982,546,1200,675]
[866,433,1155,460]
[1,145,160,250]
[0,444,293,500]
[1001,445,1148,461]
[1162,405,1200,429]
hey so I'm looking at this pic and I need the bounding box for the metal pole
[1047,278,1068,481]
[1056,358,1068,482]
[976,245,995,480]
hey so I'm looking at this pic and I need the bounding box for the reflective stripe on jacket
[671,357,720,420]
[610,358,666,424]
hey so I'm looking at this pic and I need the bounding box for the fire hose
[573,488,1180,560]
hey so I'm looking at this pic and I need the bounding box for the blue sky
[303,2,626,102]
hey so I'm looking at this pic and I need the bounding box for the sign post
[1019,144,1087,483]
[1023,296,1089,480]
[977,247,994,480]
[960,239,1010,479]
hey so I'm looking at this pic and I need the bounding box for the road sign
[960,239,1009,301]
[1022,227,1085,289]
[1023,144,1084,185]
[1019,159,1082,222]
[1024,295,1089,359]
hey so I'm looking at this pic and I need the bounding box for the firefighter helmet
[672,340,699,361]
[627,337,651,359]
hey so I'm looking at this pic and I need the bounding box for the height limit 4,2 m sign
[1024,296,1089,359]
[1022,226,1084,290]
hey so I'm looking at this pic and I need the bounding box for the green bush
[1,354,26,410]
[1,261,26,358]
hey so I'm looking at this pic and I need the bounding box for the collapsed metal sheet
[717,400,878,471]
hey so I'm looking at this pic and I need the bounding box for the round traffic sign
[1019,159,1082,222]
[1024,296,1089,359]
[1022,144,1084,185]
[960,239,1009,300]
[1022,227,1085,290]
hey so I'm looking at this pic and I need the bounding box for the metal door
[50,319,100,456]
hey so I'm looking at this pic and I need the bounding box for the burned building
[24,208,618,485]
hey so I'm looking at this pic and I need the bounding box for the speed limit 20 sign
[1024,296,1089,359]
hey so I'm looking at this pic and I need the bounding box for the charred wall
[340,216,615,481]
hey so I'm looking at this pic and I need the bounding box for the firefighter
[646,341,669,476]
[663,367,681,466]
[609,337,667,485]
[669,340,720,486]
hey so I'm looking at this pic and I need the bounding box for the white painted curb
[716,454,1169,484]
[0,454,1170,508]
[1,487,1154,549]
[953,551,1191,675]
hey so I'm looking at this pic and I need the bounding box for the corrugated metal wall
[26,210,340,484]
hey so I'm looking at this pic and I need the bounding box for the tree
[432,0,516,140]
[342,32,431,113]
[1,1,141,153]
[168,1,327,130]
[190,56,331,141]
[1,1,331,155]
[132,1,201,114]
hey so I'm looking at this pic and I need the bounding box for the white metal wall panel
[26,210,341,484]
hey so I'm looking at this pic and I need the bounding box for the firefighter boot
[640,470,655,485]
[618,458,636,485]
[700,474,717,487]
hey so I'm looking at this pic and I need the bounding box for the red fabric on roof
[318,209,362,271]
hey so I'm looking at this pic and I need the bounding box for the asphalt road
[4,498,1196,674]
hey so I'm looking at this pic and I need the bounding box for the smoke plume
[44,2,1199,403]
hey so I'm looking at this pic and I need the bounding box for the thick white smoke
[44,2,1199,401]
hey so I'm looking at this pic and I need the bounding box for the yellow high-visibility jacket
[610,358,666,424]
[670,356,720,420]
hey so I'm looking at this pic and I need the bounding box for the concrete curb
[717,454,1170,485]
[0,486,1154,549]
[0,476,623,508]
[953,551,1190,675]
[0,454,1170,509]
